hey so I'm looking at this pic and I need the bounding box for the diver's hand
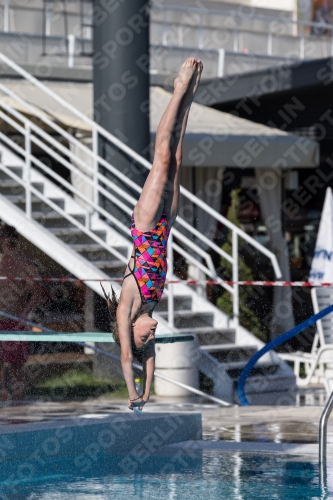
[127,396,146,411]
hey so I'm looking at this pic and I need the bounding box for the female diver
[101,58,203,411]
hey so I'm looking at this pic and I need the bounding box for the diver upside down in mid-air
[101,58,203,410]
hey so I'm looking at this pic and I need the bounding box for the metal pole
[24,124,31,219]
[67,34,75,68]
[92,126,99,208]
[162,8,167,46]
[45,0,51,36]
[300,25,305,60]
[3,0,9,32]
[199,14,203,49]
[319,390,333,488]
[232,230,239,333]
[217,48,225,78]
[233,20,239,52]
[267,22,272,56]
[167,231,174,329]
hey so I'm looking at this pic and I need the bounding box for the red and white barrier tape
[0,277,332,287]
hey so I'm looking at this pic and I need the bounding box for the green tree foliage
[216,190,266,341]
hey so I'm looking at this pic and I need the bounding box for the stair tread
[0,168,22,178]
[96,260,126,267]
[0,179,22,187]
[177,327,235,334]
[200,344,258,352]
[49,228,106,237]
[223,360,276,368]
[159,295,192,302]
[33,211,85,219]
[227,363,280,379]
[69,243,103,251]
[0,180,42,187]
[6,195,39,202]
[158,310,213,317]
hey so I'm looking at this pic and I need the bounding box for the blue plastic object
[237,303,333,406]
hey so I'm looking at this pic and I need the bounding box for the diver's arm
[142,341,155,403]
[116,303,138,402]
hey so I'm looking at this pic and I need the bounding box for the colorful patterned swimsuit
[124,213,170,304]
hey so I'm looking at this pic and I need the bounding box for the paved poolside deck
[0,394,330,446]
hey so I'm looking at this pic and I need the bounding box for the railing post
[300,25,305,60]
[3,0,9,32]
[232,229,239,333]
[45,1,51,36]
[267,22,272,56]
[162,9,167,46]
[331,28,333,58]
[217,49,225,78]
[92,126,99,210]
[24,124,31,219]
[167,231,174,329]
[199,14,203,49]
[233,20,239,52]
[319,390,333,490]
[67,34,75,68]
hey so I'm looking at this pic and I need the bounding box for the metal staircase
[0,52,296,404]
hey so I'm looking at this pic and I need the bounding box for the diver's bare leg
[134,58,197,232]
[164,61,203,226]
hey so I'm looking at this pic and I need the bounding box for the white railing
[151,4,333,60]
[0,52,281,332]
[1,3,333,64]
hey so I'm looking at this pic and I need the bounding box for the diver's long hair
[100,283,120,345]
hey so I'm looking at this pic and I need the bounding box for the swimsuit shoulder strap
[123,254,135,280]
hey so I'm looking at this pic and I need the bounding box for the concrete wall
[0,412,202,479]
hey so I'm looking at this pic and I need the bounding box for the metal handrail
[0,76,227,279]
[151,4,333,61]
[319,390,333,489]
[0,51,281,273]
[0,51,282,332]
[0,110,218,283]
[1,4,333,69]
[152,4,332,31]
[3,3,332,37]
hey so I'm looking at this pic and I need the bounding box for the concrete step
[202,345,258,363]
[0,166,23,179]
[155,295,192,313]
[158,310,214,329]
[69,243,104,252]
[95,260,127,278]
[14,197,65,212]
[227,363,280,380]
[195,328,236,345]
[33,212,86,228]
[0,181,43,196]
[71,247,128,262]
[49,228,107,245]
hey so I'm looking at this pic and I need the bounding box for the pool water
[0,449,330,500]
